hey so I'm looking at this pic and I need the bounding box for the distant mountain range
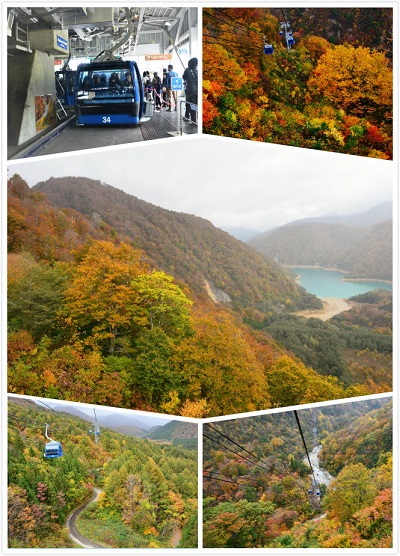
[147,420,198,442]
[277,203,392,230]
[222,226,261,242]
[33,177,318,313]
[248,205,392,281]
[36,402,163,435]
[220,203,391,242]
[35,400,196,441]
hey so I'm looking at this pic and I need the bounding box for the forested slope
[8,397,197,549]
[203,398,392,548]
[7,174,391,415]
[33,176,319,314]
[203,8,392,159]
[249,220,392,280]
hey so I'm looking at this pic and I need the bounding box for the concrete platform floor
[9,107,198,159]
[32,121,144,157]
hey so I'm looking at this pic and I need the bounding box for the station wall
[8,49,56,146]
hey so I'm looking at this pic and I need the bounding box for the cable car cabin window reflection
[44,440,63,459]
[75,60,144,125]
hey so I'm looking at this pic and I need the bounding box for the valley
[7,174,392,416]
[203,398,393,549]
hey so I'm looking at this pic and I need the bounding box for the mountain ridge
[248,217,392,281]
[33,176,320,313]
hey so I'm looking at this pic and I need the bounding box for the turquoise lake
[291,267,392,299]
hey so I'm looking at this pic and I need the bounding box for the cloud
[8,136,392,231]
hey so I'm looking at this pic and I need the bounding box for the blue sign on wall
[56,35,68,50]
[171,77,183,91]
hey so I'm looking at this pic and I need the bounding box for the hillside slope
[8,397,198,549]
[33,176,320,313]
[249,220,392,280]
[203,398,392,548]
[203,8,392,159]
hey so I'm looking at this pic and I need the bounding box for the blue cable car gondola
[264,43,274,55]
[43,423,63,459]
[44,440,63,459]
[280,18,295,51]
[74,59,144,125]
[287,32,295,46]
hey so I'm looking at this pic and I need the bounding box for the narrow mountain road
[67,487,105,548]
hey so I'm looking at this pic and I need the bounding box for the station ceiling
[7,7,196,58]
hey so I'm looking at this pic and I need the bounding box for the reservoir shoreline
[284,265,392,284]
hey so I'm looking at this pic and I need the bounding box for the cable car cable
[206,423,277,473]
[204,469,261,487]
[203,473,260,488]
[203,33,261,51]
[204,431,273,474]
[204,10,251,37]
[27,399,45,410]
[36,400,58,413]
[204,432,271,472]
[203,27,260,48]
[203,24,250,39]
[203,474,238,485]
[204,468,262,486]
[204,10,278,57]
[204,10,264,45]
[203,37,262,54]
[293,410,319,489]
[213,8,276,56]
[213,8,265,40]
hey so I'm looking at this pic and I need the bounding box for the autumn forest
[8,397,198,549]
[203,8,393,159]
[203,398,392,548]
[7,175,392,417]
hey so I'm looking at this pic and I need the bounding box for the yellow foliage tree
[63,241,147,354]
[308,44,392,121]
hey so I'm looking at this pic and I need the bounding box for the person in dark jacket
[162,68,168,107]
[182,57,198,123]
[152,72,162,111]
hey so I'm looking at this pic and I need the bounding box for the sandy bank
[293,298,353,321]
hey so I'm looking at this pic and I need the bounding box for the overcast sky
[8,136,393,232]
[36,400,172,427]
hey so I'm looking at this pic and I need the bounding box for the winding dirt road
[67,487,105,548]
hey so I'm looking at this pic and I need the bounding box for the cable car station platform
[8,106,198,159]
[7,7,198,160]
